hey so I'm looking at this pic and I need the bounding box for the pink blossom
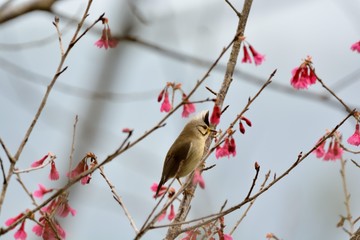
[14,221,27,240]
[182,95,196,118]
[49,161,59,181]
[32,224,43,236]
[5,213,24,227]
[332,141,343,160]
[193,169,205,189]
[150,182,169,198]
[215,138,230,159]
[241,45,252,64]
[228,137,236,157]
[290,59,316,90]
[224,234,233,240]
[33,184,53,199]
[323,141,334,161]
[314,138,326,158]
[122,128,133,133]
[248,45,265,65]
[57,201,76,218]
[347,123,360,146]
[158,210,166,222]
[160,91,172,112]
[351,41,360,53]
[94,28,118,49]
[210,105,221,125]
[168,204,175,221]
[31,154,49,167]
[67,160,91,185]
[42,219,66,240]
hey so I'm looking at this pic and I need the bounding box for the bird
[155,110,212,197]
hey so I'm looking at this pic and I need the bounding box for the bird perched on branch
[156,110,212,197]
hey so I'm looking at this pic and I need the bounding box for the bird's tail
[155,178,165,198]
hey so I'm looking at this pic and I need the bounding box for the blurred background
[1,0,360,239]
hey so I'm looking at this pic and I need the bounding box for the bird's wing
[162,140,192,180]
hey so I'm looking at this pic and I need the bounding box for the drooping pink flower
[67,159,92,185]
[332,140,343,160]
[351,41,360,53]
[314,138,326,158]
[241,45,252,64]
[49,161,59,181]
[57,201,77,218]
[347,123,360,146]
[290,57,317,89]
[5,212,24,227]
[32,224,43,236]
[323,141,334,161]
[42,219,66,240]
[151,182,166,198]
[31,154,49,167]
[228,137,236,157]
[14,220,27,240]
[168,204,175,221]
[193,169,205,189]
[33,184,53,199]
[160,91,172,112]
[94,28,118,49]
[182,94,196,118]
[122,128,133,133]
[248,45,265,65]
[158,210,167,222]
[210,105,221,125]
[215,138,230,159]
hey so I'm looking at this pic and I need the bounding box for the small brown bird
[156,110,212,197]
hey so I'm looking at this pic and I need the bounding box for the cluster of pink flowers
[290,56,317,90]
[30,152,59,181]
[241,38,265,66]
[314,132,343,161]
[157,82,196,118]
[4,151,85,239]
[94,17,118,49]
[216,134,237,159]
[150,183,176,221]
[351,41,360,53]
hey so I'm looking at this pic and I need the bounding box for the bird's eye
[197,125,209,136]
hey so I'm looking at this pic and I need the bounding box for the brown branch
[164,1,254,239]
[149,110,354,234]
[0,157,6,185]
[0,0,56,24]
[340,159,354,235]
[0,0,97,213]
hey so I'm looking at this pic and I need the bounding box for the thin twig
[0,0,97,212]
[149,111,354,233]
[351,159,360,169]
[225,0,242,17]
[0,137,14,163]
[0,157,6,185]
[229,170,271,235]
[245,161,260,200]
[13,157,54,174]
[315,72,353,114]
[99,166,139,233]
[68,115,79,179]
[340,159,354,235]
[53,16,64,56]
